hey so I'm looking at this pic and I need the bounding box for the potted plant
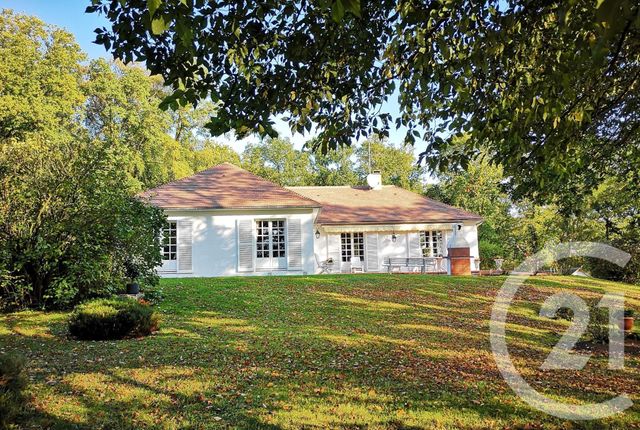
[124,258,140,295]
[621,309,635,332]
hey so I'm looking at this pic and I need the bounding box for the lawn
[2,275,640,429]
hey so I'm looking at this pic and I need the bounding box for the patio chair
[350,256,364,273]
[315,254,335,274]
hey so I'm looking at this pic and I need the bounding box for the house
[140,163,482,277]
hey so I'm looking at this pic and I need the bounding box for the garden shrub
[586,304,610,344]
[478,240,503,270]
[0,353,27,429]
[141,284,164,305]
[68,298,159,340]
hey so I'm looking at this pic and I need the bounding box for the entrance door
[255,220,287,270]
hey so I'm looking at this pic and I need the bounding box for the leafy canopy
[88,0,640,201]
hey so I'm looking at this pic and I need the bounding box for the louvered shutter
[327,234,341,268]
[408,232,422,258]
[177,220,193,273]
[365,233,379,272]
[237,219,254,272]
[287,219,303,270]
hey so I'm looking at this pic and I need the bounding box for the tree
[241,138,313,186]
[0,12,165,309]
[0,137,165,309]
[426,159,517,267]
[584,178,640,283]
[425,154,612,270]
[89,0,640,203]
[355,136,424,190]
[0,10,85,142]
[308,142,358,186]
[191,141,241,172]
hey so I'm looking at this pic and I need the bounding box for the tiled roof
[139,163,321,209]
[288,185,482,225]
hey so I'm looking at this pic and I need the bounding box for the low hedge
[0,353,27,429]
[68,298,159,340]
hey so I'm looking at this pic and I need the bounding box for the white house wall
[159,209,315,277]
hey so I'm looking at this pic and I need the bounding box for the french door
[161,221,178,272]
[256,220,287,270]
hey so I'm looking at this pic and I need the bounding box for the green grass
[2,275,640,429]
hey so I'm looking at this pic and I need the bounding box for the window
[420,231,443,257]
[162,221,177,260]
[272,220,286,257]
[256,220,286,259]
[341,232,364,262]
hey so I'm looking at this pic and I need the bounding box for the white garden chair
[350,256,364,273]
[315,254,335,274]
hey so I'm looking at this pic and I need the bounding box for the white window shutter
[365,233,379,272]
[287,219,303,270]
[327,234,341,267]
[237,219,254,272]
[177,220,193,273]
[408,232,422,258]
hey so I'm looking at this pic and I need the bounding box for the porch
[313,223,480,275]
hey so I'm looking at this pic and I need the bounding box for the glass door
[255,220,287,270]
[161,221,177,272]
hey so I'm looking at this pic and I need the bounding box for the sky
[1,0,413,155]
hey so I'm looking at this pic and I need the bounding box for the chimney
[366,170,382,190]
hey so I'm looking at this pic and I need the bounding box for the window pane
[353,232,364,258]
[162,221,177,260]
[341,233,353,262]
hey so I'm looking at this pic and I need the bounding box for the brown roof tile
[140,163,321,210]
[288,185,482,225]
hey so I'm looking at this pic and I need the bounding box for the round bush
[68,298,159,340]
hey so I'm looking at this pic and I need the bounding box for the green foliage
[0,353,27,429]
[241,138,313,186]
[308,143,358,186]
[426,158,517,265]
[0,11,84,142]
[141,284,165,306]
[583,178,640,284]
[68,298,160,340]
[478,241,503,270]
[89,0,640,203]
[586,304,610,344]
[0,137,166,309]
[84,59,237,191]
[0,11,167,309]
[190,141,240,173]
[354,136,424,190]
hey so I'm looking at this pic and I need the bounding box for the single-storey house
[140,163,482,277]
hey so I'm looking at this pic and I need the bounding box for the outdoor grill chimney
[448,224,471,276]
[366,170,382,190]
